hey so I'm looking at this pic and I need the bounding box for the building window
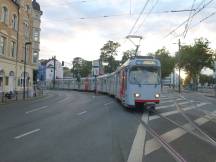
[9,71,14,76]
[24,22,30,41]
[18,78,20,86]
[24,46,30,64]
[26,5,31,13]
[20,72,29,87]
[33,30,40,42]
[33,51,38,64]
[5,76,9,86]
[11,41,16,58]
[0,36,6,55]
[12,14,18,30]
[1,7,8,24]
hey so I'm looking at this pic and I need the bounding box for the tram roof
[118,56,161,70]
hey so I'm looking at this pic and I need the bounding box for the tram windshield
[129,66,160,85]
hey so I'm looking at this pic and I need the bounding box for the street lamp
[23,42,31,100]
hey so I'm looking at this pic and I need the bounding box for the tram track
[152,95,216,147]
[141,94,216,161]
[141,113,187,162]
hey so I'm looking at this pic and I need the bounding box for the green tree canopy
[72,58,92,79]
[153,48,175,79]
[176,38,214,90]
[121,49,136,64]
[100,40,121,73]
[199,74,214,85]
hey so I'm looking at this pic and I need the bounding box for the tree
[176,38,214,90]
[100,40,121,73]
[121,49,136,64]
[154,48,175,79]
[79,60,92,77]
[72,57,92,79]
[199,74,213,85]
[183,74,192,86]
[63,67,73,77]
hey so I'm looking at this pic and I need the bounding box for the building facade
[0,0,42,93]
[38,59,64,82]
[162,72,180,87]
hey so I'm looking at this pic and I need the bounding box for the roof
[11,0,19,6]
[32,0,41,12]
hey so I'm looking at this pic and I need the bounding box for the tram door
[120,69,127,98]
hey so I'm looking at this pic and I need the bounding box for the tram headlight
[134,93,141,98]
[155,93,160,98]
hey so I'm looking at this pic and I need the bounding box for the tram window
[129,66,160,85]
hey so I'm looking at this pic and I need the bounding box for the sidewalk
[0,90,45,105]
[183,89,216,98]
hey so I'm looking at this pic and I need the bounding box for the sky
[37,0,216,72]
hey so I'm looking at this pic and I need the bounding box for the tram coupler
[145,103,156,114]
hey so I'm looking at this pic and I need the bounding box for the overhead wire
[183,0,197,38]
[128,0,151,35]
[163,0,215,39]
[134,0,159,35]
[41,0,94,8]
[191,10,216,28]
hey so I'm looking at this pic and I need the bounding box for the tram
[55,56,161,110]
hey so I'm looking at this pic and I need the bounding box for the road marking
[160,98,184,104]
[151,103,208,120]
[78,111,87,116]
[157,101,195,109]
[160,95,167,98]
[14,129,40,139]
[104,101,114,106]
[25,106,48,114]
[57,97,70,104]
[145,112,214,155]
[127,114,148,162]
[162,97,179,100]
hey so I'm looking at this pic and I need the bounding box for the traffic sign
[92,60,100,68]
[93,67,99,76]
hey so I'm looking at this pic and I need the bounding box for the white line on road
[57,97,70,104]
[157,101,196,110]
[151,103,208,121]
[104,101,114,106]
[78,111,87,116]
[145,111,216,155]
[161,97,179,100]
[25,106,48,114]
[127,114,148,162]
[160,98,184,104]
[14,129,40,139]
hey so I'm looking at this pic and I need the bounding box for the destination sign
[136,60,157,65]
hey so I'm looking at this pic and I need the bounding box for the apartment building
[0,0,42,94]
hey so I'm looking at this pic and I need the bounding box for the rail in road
[128,93,216,162]
[0,90,216,162]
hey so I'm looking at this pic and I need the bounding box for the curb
[0,95,47,106]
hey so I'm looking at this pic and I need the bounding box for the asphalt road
[0,90,216,162]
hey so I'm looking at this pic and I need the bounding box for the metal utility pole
[173,69,175,90]
[213,60,216,97]
[23,42,31,100]
[53,56,56,89]
[178,39,181,94]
